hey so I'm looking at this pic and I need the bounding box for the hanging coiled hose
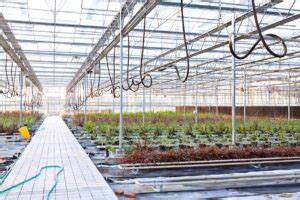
[105,49,120,98]
[179,0,190,82]
[2,56,11,96]
[229,0,287,59]
[122,34,139,92]
[2,55,19,98]
[95,61,103,96]
[132,16,153,89]
[88,69,95,98]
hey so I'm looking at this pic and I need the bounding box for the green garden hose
[1,123,63,199]
[0,165,64,200]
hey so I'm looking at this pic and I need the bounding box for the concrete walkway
[0,116,117,200]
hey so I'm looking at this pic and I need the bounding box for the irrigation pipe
[134,169,300,183]
[111,169,300,185]
[135,173,300,186]
[120,156,300,167]
[119,158,300,170]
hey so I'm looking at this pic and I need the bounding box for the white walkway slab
[0,116,117,200]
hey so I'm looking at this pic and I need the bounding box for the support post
[112,97,115,114]
[288,70,291,121]
[149,88,152,112]
[98,96,100,112]
[119,7,124,150]
[243,66,247,124]
[216,80,219,115]
[84,76,87,124]
[142,86,145,125]
[4,95,6,112]
[19,72,23,126]
[184,83,186,121]
[231,14,236,145]
[195,67,198,123]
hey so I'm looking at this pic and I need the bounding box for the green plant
[105,145,117,152]
[83,120,94,133]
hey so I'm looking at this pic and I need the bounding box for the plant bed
[0,111,42,135]
[66,111,300,155]
[121,145,300,164]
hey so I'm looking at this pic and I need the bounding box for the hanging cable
[179,0,190,82]
[88,68,95,98]
[3,55,11,96]
[95,61,103,96]
[132,16,152,88]
[122,34,131,91]
[122,34,139,92]
[106,51,120,98]
[229,0,287,59]
[10,62,18,97]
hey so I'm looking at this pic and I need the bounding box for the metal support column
[195,67,199,123]
[142,86,145,125]
[216,80,219,115]
[19,72,23,126]
[83,76,87,124]
[243,66,247,124]
[231,14,236,145]
[149,88,152,112]
[112,97,115,114]
[4,95,6,112]
[119,7,124,149]
[184,83,186,121]
[288,70,291,121]
[98,96,100,111]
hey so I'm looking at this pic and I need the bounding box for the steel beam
[67,0,159,92]
[0,13,43,92]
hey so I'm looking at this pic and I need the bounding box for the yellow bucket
[18,126,31,139]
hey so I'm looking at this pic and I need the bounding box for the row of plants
[71,111,226,127]
[122,145,300,164]
[66,111,300,162]
[80,117,300,149]
[0,111,41,134]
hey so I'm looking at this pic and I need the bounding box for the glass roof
[0,0,299,101]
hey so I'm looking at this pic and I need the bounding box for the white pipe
[135,169,300,183]
[288,70,291,121]
[119,5,124,149]
[136,174,300,186]
[120,156,300,167]
[84,76,87,123]
[142,86,145,125]
[19,72,23,126]
[119,158,300,170]
[195,66,198,123]
[243,65,247,124]
[231,13,236,145]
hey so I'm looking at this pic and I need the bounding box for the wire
[132,16,152,88]
[3,55,11,96]
[122,34,139,92]
[229,0,287,59]
[88,68,95,97]
[180,0,190,82]
[105,53,120,98]
[95,61,103,96]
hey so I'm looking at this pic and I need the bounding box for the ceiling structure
[0,0,299,109]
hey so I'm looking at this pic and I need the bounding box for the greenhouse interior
[0,0,300,199]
